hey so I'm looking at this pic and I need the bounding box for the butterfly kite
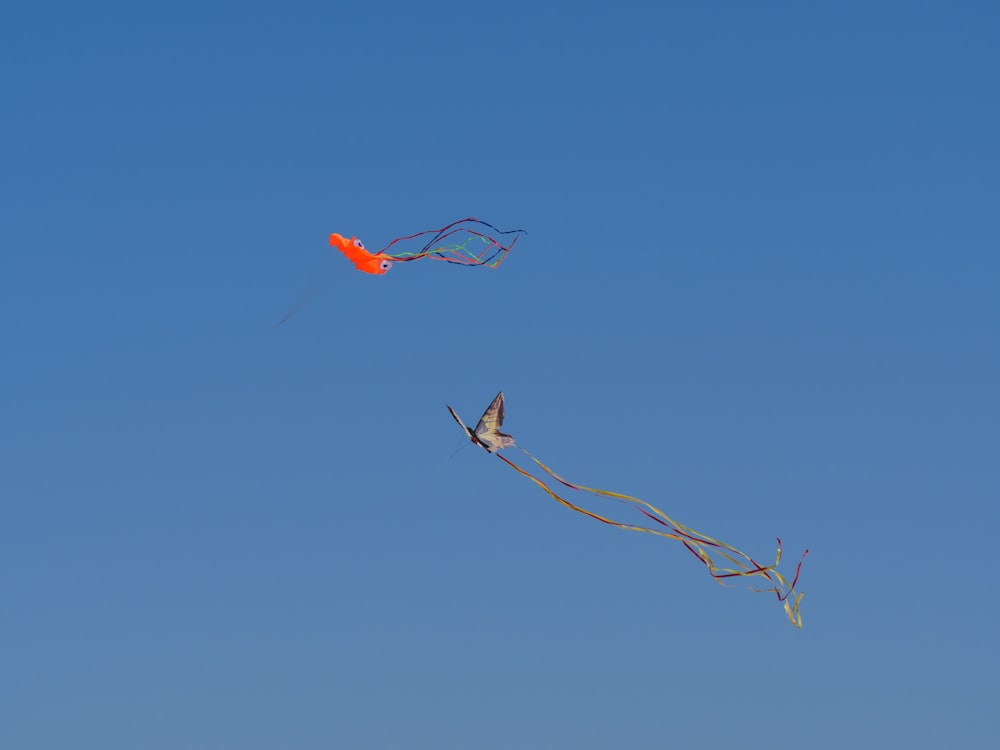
[331,217,525,275]
[447,392,809,628]
[447,391,515,453]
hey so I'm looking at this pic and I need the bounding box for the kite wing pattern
[447,392,808,628]
[472,392,516,452]
[447,391,515,453]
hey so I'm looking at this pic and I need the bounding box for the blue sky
[2,2,998,747]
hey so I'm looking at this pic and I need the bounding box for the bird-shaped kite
[446,391,808,628]
[447,391,515,453]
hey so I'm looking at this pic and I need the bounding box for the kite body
[447,391,515,453]
[329,233,393,275]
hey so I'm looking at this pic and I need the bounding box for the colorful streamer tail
[379,217,525,268]
[497,446,808,628]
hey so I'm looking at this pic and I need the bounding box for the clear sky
[2,2,998,748]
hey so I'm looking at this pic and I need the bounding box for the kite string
[274,254,339,327]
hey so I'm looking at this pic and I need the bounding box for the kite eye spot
[379,259,392,271]
[353,238,365,249]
